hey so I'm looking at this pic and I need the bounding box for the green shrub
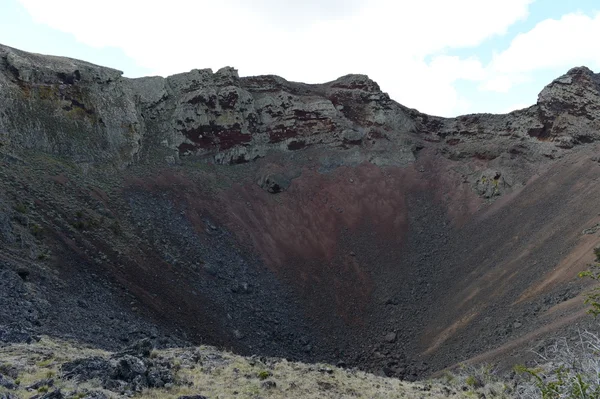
[578,248,600,316]
[72,220,86,230]
[257,370,272,380]
[465,375,477,387]
[30,223,43,237]
[37,358,53,367]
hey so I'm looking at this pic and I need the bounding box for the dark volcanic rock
[0,374,16,389]
[257,173,290,193]
[26,379,54,390]
[61,357,112,381]
[113,338,153,358]
[0,326,34,345]
[62,349,174,395]
[72,392,107,399]
[111,355,147,387]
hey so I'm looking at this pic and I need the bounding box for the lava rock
[146,363,174,388]
[112,355,147,383]
[261,380,277,389]
[61,357,112,381]
[26,378,54,390]
[71,392,108,399]
[257,174,290,194]
[385,332,397,343]
[0,326,33,344]
[0,374,16,389]
[34,390,63,399]
[114,338,154,358]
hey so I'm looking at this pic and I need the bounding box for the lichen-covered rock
[537,66,600,144]
[0,43,419,168]
[61,340,174,395]
[4,42,600,191]
[0,45,141,167]
[0,374,17,389]
[61,357,112,381]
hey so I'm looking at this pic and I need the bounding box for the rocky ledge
[2,43,600,172]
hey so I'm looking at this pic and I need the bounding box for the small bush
[14,202,27,213]
[578,249,600,316]
[72,220,86,230]
[466,375,481,388]
[37,358,54,367]
[30,223,43,237]
[257,370,272,380]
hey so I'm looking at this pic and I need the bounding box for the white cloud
[17,0,533,116]
[480,12,600,93]
[479,76,512,93]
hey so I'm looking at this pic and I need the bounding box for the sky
[1,0,600,117]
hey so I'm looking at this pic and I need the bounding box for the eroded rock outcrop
[3,44,600,198]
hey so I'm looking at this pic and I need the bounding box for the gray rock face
[0,43,411,169]
[3,43,600,200]
[3,43,600,184]
[0,374,17,389]
[0,45,141,167]
[537,66,600,145]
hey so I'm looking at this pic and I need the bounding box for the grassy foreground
[0,337,513,399]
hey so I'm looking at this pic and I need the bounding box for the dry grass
[0,337,511,399]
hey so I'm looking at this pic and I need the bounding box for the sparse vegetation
[257,370,272,380]
[510,247,600,398]
[0,337,496,399]
[579,247,600,316]
[30,222,43,237]
[513,331,600,399]
[438,363,511,398]
[14,202,27,213]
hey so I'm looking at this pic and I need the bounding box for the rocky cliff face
[4,43,599,197]
[3,43,598,174]
[2,43,600,379]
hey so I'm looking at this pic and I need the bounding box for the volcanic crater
[1,43,600,380]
